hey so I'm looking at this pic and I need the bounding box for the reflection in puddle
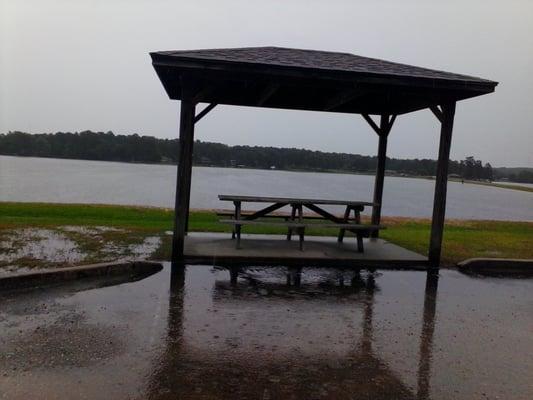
[0,265,532,399]
[148,268,434,399]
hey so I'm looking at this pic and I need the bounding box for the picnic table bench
[217,195,385,252]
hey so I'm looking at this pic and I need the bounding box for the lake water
[1,155,532,221]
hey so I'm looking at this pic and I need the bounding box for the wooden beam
[324,88,365,111]
[191,85,212,104]
[368,114,396,238]
[257,83,280,106]
[194,103,217,124]
[243,202,288,220]
[428,101,456,267]
[172,85,196,264]
[362,114,381,135]
[302,203,344,223]
[387,115,397,133]
[430,105,443,123]
[370,122,388,237]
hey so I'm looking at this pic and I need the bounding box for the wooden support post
[194,102,217,124]
[371,126,388,237]
[362,114,395,239]
[428,102,456,268]
[171,85,197,264]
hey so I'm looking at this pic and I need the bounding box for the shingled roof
[154,46,494,85]
[151,46,497,114]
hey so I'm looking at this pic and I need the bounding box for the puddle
[60,225,126,235]
[101,236,161,260]
[0,266,531,399]
[0,228,85,265]
[129,236,161,259]
[0,227,162,277]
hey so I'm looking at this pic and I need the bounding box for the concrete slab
[184,232,428,268]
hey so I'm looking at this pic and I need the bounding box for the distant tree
[515,170,533,183]
[458,156,493,180]
[0,131,508,181]
[483,163,493,181]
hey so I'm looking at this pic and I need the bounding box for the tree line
[492,168,533,184]
[0,130,500,181]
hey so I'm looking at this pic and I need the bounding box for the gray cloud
[1,0,532,166]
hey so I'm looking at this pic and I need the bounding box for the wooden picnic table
[218,195,381,252]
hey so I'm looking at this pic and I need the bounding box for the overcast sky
[1,0,532,167]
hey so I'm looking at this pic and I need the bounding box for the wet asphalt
[0,265,532,400]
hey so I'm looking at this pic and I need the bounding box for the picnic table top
[218,194,377,207]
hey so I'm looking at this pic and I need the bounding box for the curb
[457,258,533,276]
[0,260,163,290]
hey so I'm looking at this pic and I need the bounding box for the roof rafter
[257,83,280,106]
[324,87,367,111]
[194,103,217,124]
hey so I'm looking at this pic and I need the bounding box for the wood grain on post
[172,80,197,263]
[428,102,456,268]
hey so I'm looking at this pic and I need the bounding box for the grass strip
[1,202,531,265]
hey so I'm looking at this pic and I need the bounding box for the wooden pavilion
[150,47,497,268]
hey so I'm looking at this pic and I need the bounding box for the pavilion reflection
[146,266,438,400]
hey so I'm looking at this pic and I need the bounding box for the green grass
[1,202,532,266]
[0,202,175,230]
